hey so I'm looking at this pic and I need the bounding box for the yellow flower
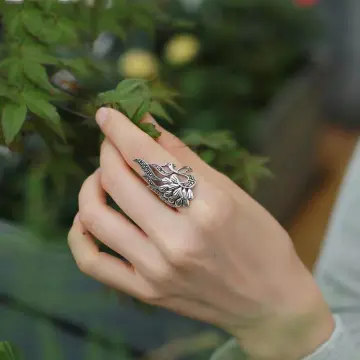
[118,49,159,79]
[164,34,200,66]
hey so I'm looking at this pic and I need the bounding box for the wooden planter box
[252,66,323,224]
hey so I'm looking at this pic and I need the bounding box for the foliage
[0,0,275,239]
[159,0,316,145]
[0,0,174,233]
[182,130,272,193]
[0,0,171,146]
[0,342,20,360]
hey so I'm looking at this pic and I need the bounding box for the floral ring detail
[135,159,196,208]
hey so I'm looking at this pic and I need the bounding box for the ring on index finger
[135,159,197,209]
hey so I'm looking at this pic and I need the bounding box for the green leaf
[0,58,15,71]
[100,80,152,120]
[23,62,55,91]
[57,19,78,44]
[7,61,23,84]
[237,153,273,193]
[132,11,155,35]
[23,91,64,139]
[1,101,27,144]
[35,0,56,12]
[22,84,53,102]
[151,84,179,101]
[97,90,120,105]
[21,45,59,65]
[22,8,77,45]
[149,101,173,123]
[5,12,22,37]
[0,84,21,102]
[182,131,205,147]
[119,97,145,119]
[98,85,148,106]
[98,80,153,122]
[183,131,236,150]
[205,131,237,150]
[138,123,161,139]
[0,342,19,360]
[99,13,127,40]
[150,84,182,111]
[61,58,91,77]
[116,79,148,95]
[200,149,216,164]
[125,85,151,121]
[132,98,151,124]
[22,8,44,38]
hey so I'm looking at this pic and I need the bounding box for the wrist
[233,273,335,359]
[236,304,334,360]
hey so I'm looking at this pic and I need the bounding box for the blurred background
[1,0,360,359]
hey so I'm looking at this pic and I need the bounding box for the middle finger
[96,108,211,215]
[78,170,168,274]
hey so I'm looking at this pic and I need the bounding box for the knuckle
[78,179,99,230]
[166,234,202,267]
[167,249,188,267]
[137,288,163,304]
[79,204,98,231]
[77,252,98,274]
[146,263,173,283]
[197,189,235,231]
[100,167,118,193]
[164,223,206,268]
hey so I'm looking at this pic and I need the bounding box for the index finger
[96,108,211,212]
[96,107,177,169]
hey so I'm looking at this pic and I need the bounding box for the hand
[68,108,334,360]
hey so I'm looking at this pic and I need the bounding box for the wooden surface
[289,125,360,270]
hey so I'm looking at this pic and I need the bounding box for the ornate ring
[135,159,197,208]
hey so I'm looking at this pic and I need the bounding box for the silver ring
[135,159,197,208]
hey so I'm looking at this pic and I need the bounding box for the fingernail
[96,107,109,126]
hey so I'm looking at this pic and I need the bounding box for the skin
[68,108,334,360]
